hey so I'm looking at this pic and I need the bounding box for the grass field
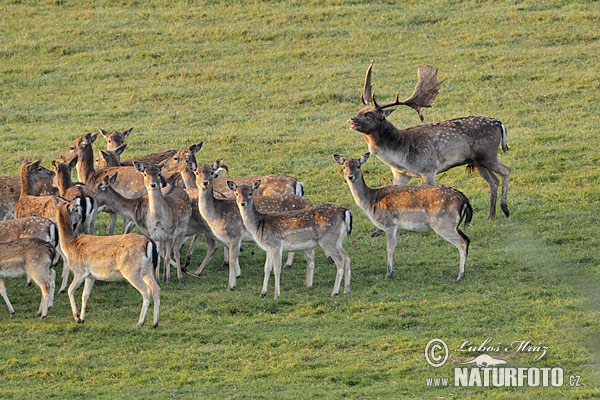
[1,0,599,398]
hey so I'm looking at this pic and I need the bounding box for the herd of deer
[0,62,510,327]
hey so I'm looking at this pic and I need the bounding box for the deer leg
[173,237,184,284]
[142,271,160,328]
[385,227,398,279]
[329,250,345,297]
[222,245,229,269]
[391,168,412,185]
[123,220,135,234]
[28,269,51,318]
[431,223,469,282]
[491,161,511,218]
[283,252,295,269]
[272,248,283,300]
[184,234,198,270]
[163,242,173,284]
[261,252,273,298]
[48,268,56,309]
[475,166,499,219]
[25,274,32,287]
[79,276,95,323]
[304,249,315,287]
[195,235,218,276]
[67,272,87,323]
[59,261,71,294]
[227,239,242,290]
[342,249,351,294]
[107,212,118,235]
[122,272,151,327]
[0,279,15,316]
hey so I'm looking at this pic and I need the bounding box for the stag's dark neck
[362,120,412,153]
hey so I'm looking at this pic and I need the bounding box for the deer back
[213,174,302,198]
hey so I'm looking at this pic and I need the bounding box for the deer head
[160,140,203,181]
[191,159,225,190]
[348,61,442,134]
[134,162,164,191]
[333,153,370,183]
[58,132,98,164]
[99,127,134,151]
[228,180,261,209]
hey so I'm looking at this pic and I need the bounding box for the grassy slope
[0,0,598,398]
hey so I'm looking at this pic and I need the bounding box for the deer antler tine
[361,60,374,106]
[371,92,379,108]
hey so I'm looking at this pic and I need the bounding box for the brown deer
[229,181,352,299]
[0,162,56,220]
[0,238,56,319]
[98,127,177,168]
[192,160,314,291]
[55,202,160,327]
[334,153,472,281]
[348,61,510,219]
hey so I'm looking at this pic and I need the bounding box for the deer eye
[366,114,375,120]
[70,146,75,150]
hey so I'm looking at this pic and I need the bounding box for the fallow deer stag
[348,61,510,219]
[229,181,352,299]
[334,153,472,281]
[0,238,56,319]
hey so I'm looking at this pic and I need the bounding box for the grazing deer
[55,202,160,327]
[0,238,56,319]
[0,162,55,220]
[98,127,177,168]
[334,153,472,281]
[134,162,191,284]
[349,61,510,219]
[229,181,352,299]
[192,161,315,291]
[52,160,98,235]
[58,132,148,234]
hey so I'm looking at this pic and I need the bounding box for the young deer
[98,127,177,168]
[193,161,314,291]
[55,202,160,327]
[58,132,148,234]
[94,143,128,169]
[229,181,352,299]
[134,162,191,284]
[52,159,98,235]
[349,61,510,219]
[0,238,56,319]
[334,153,472,281]
[0,162,56,220]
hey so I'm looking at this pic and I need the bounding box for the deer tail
[344,209,353,236]
[295,181,305,197]
[501,123,509,153]
[147,240,159,271]
[459,198,473,228]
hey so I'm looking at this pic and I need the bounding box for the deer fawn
[334,153,472,281]
[229,181,352,299]
[0,161,55,220]
[55,202,160,327]
[0,238,56,319]
[349,61,510,219]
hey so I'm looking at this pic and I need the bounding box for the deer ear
[333,154,345,165]
[109,172,118,184]
[190,141,203,154]
[52,160,58,170]
[100,150,110,160]
[115,143,128,155]
[251,180,261,192]
[359,152,370,165]
[98,128,109,137]
[134,161,145,173]
[31,159,42,169]
[122,127,133,138]
[379,108,395,119]
[157,159,167,173]
[226,181,237,191]
[213,158,224,170]
[98,175,110,190]
[68,157,78,169]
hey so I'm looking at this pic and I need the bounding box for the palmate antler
[360,61,443,121]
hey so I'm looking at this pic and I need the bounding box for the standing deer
[349,61,510,219]
[334,153,472,281]
[0,162,56,220]
[98,127,177,168]
[229,181,352,299]
[134,162,191,284]
[0,238,56,319]
[55,202,160,327]
[192,160,314,291]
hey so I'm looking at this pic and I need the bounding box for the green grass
[1,0,599,398]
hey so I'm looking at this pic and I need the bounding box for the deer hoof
[180,265,188,273]
[331,292,338,297]
[178,277,184,284]
[501,205,510,217]
[9,312,15,319]
[77,318,84,324]
[151,322,158,329]
[456,273,465,282]
[385,273,393,280]
[370,229,383,237]
[260,291,266,298]
[284,263,292,269]
[58,289,65,294]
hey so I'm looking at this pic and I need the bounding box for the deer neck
[237,198,263,238]
[181,168,197,189]
[197,185,217,219]
[347,173,376,211]
[98,187,138,221]
[55,171,73,196]
[20,170,34,197]
[76,145,95,183]
[56,208,76,251]
[146,188,170,223]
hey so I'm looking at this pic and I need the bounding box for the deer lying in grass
[0,238,56,319]
[349,61,510,219]
[58,132,149,234]
[98,127,177,168]
[334,153,472,281]
[0,162,56,220]
[192,160,314,291]
[52,160,98,235]
[55,202,160,327]
[229,181,352,299]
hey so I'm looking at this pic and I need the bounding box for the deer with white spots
[349,61,510,219]
[334,153,472,281]
[192,160,314,291]
[97,127,177,168]
[229,180,352,299]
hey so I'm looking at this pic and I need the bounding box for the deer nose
[202,180,209,187]
[240,201,247,207]
[347,175,355,182]
[150,183,158,189]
